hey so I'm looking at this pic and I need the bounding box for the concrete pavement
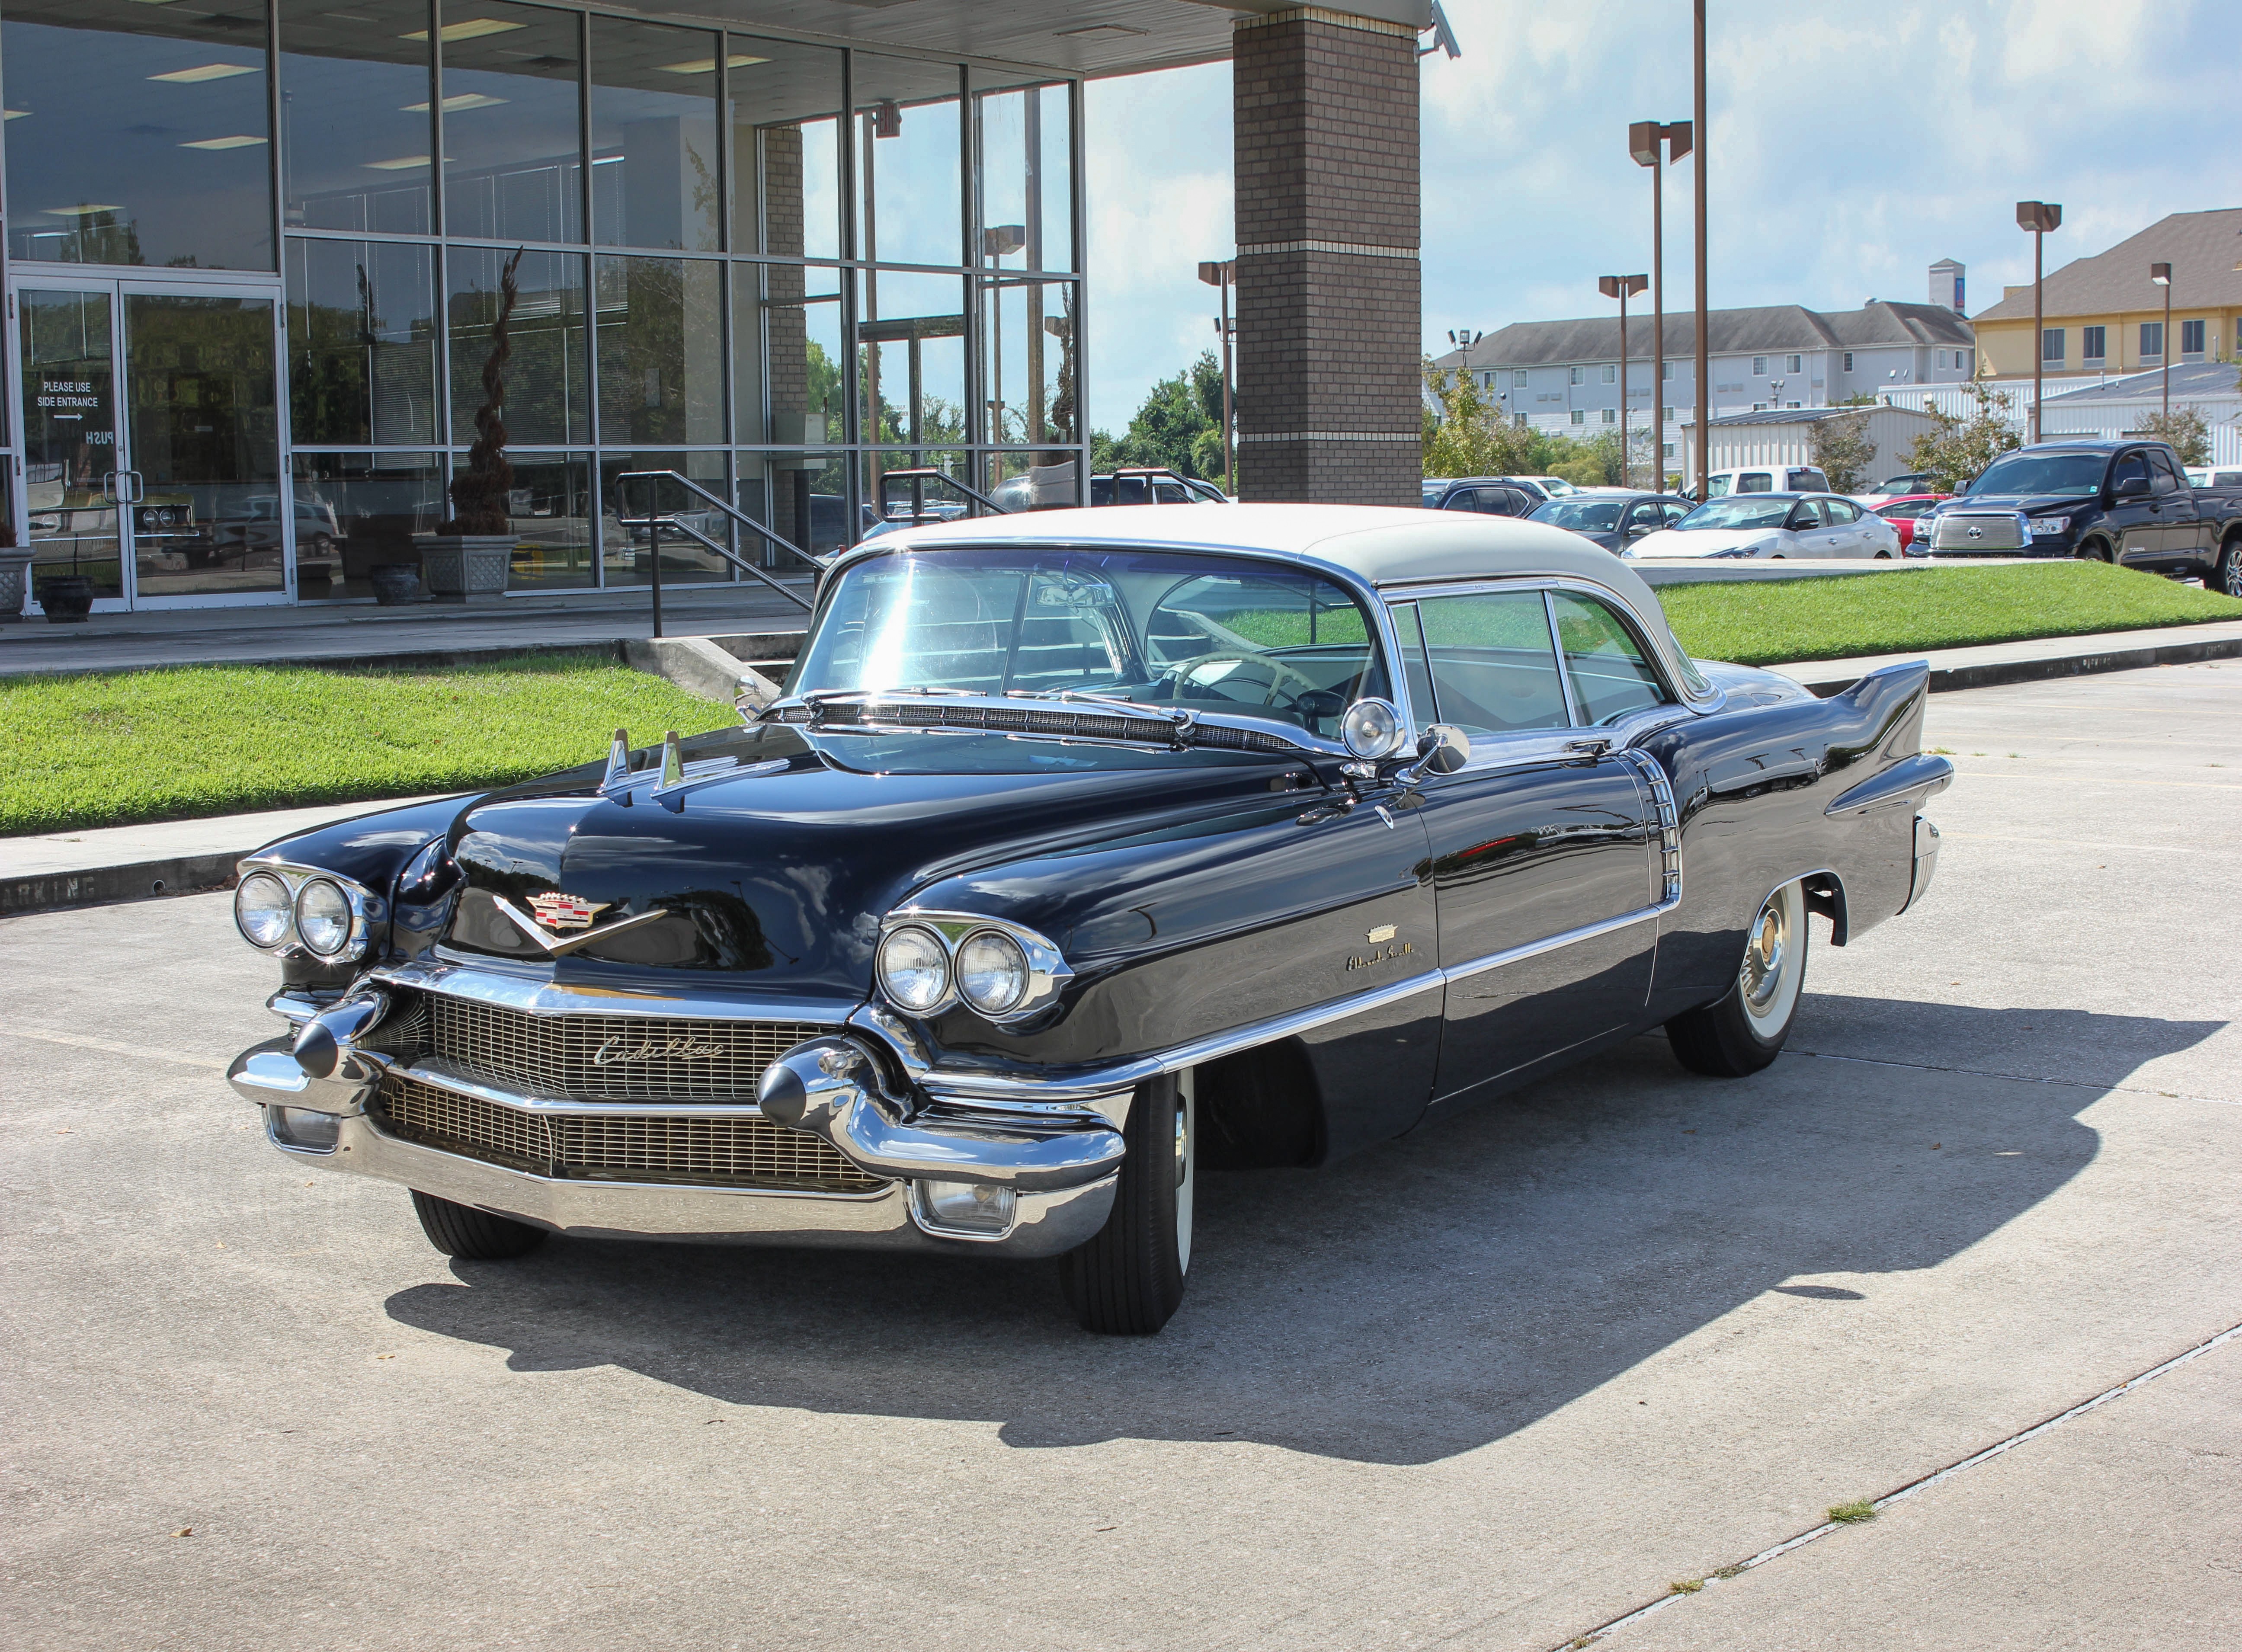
[2,666,2238,1651]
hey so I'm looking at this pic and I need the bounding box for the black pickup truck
[1922,440,2242,596]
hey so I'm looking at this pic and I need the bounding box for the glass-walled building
[0,0,1084,611]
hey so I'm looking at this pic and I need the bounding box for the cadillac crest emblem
[528,891,609,931]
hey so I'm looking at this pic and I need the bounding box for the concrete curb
[0,639,630,682]
[1,853,241,918]
[1787,628,2242,697]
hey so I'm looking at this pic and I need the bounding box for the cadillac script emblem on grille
[528,891,609,930]
[593,1034,729,1066]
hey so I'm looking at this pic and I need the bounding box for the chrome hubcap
[2226,557,2242,599]
[1740,900,1789,1012]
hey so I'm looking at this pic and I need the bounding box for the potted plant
[423,246,524,603]
[0,520,33,623]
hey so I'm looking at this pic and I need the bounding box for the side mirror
[2114,475,2150,499]
[1394,723,1472,785]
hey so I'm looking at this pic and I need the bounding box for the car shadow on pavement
[383,995,2224,1466]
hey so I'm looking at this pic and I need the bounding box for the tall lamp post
[1691,0,1709,497]
[2016,201,2061,443]
[1630,119,1692,490]
[2150,261,2172,422]
[1599,273,1649,485]
[1198,259,1236,490]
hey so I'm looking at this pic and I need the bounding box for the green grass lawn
[0,653,737,837]
[1656,561,2242,668]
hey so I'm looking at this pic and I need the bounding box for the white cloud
[1085,0,2239,429]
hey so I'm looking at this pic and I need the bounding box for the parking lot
[5,665,2239,1651]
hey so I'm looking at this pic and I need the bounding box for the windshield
[793,547,1390,740]
[1528,498,1626,531]
[1676,498,1793,530]
[1969,453,2107,496]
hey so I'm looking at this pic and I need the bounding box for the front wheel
[2213,537,2242,600]
[1058,1072,1193,1335]
[1665,880,1810,1077]
[410,1190,548,1260]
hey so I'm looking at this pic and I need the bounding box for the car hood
[1626,526,1788,558]
[438,723,1307,995]
[1939,493,2081,515]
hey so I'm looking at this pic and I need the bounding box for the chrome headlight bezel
[874,911,1072,1026]
[231,859,384,961]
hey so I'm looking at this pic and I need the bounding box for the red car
[1871,493,1950,551]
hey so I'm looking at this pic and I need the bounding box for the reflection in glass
[289,451,444,599]
[3,0,273,269]
[589,15,719,252]
[736,264,842,448]
[19,290,123,601]
[601,451,727,585]
[278,0,432,234]
[441,1,584,244]
[285,238,438,445]
[736,448,850,563]
[972,75,1073,273]
[594,256,724,444]
[853,54,962,268]
[861,449,971,531]
[857,270,966,448]
[728,38,842,261]
[491,452,595,588]
[983,449,1085,510]
[980,278,1078,448]
[448,247,588,446]
[127,294,284,598]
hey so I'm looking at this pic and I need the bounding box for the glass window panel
[600,450,725,585]
[440,0,583,245]
[289,450,444,599]
[971,75,1073,273]
[480,451,594,589]
[587,15,719,252]
[853,54,962,268]
[278,0,433,234]
[593,255,724,445]
[728,38,842,261]
[19,289,123,601]
[285,238,439,445]
[737,263,842,448]
[862,448,970,533]
[4,0,273,269]
[1414,591,1569,738]
[856,269,965,448]
[980,278,1078,447]
[448,246,589,446]
[1548,592,1670,724]
[735,447,849,563]
[1388,602,1438,730]
[981,448,1084,508]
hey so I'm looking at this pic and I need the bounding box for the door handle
[122,470,145,504]
[1564,736,1613,757]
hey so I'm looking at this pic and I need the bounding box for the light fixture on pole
[1631,119,1691,490]
[2150,261,2172,422]
[1599,274,1649,485]
[2016,201,2061,442]
[1691,0,1709,498]
[1198,259,1236,490]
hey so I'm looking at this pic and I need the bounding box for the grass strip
[0,652,737,837]
[1655,560,2242,667]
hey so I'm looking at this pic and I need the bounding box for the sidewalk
[6,618,2242,916]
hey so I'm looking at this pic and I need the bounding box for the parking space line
[0,1026,227,1070]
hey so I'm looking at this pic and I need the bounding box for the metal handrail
[875,467,1005,522]
[613,469,828,635]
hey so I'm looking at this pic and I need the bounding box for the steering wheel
[1163,650,1323,711]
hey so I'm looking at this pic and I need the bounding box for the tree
[1422,362,1546,477]
[1544,429,1624,487]
[1808,410,1877,493]
[439,246,524,534]
[1906,381,2021,493]
[2138,408,2210,466]
[1091,351,1228,481]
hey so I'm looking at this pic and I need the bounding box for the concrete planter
[0,550,33,622]
[37,573,94,623]
[418,534,513,603]
[369,563,428,606]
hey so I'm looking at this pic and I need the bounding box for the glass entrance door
[15,279,285,608]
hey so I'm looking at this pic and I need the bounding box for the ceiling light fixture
[401,18,524,43]
[403,92,507,112]
[149,62,257,83]
[180,134,267,149]
[657,53,768,73]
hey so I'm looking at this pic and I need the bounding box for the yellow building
[1972,208,2242,381]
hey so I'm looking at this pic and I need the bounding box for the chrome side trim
[1615,746,1684,904]
[367,960,861,1024]
[1438,901,1666,986]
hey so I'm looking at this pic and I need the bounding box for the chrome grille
[374,1073,883,1192]
[427,995,824,1099]
[1929,512,2026,552]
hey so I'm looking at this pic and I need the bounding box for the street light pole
[2150,261,2172,422]
[2016,201,2061,443]
[1692,0,1709,498]
[1632,120,1693,491]
[1198,259,1236,490]
[1600,273,1649,484]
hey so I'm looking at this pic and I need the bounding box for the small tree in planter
[424,247,525,600]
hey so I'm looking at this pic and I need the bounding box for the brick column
[1233,7,1421,505]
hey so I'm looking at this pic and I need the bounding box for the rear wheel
[410,1190,547,1260]
[1058,1073,1192,1335]
[2213,536,2242,599]
[1666,880,1810,1078]
[2079,538,2115,564]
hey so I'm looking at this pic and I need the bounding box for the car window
[1549,592,1672,724]
[1153,481,1190,504]
[1785,501,1823,530]
[1528,498,1625,531]
[2221,472,2242,488]
[1825,497,1861,524]
[1787,469,1827,490]
[1412,590,1569,738]
[2111,452,2150,493]
[1624,500,1663,530]
[1679,498,1790,530]
[2149,452,2184,495]
[1706,476,1732,497]
[1877,499,1927,519]
[1659,501,1688,525]
[1738,472,1774,493]
[1389,601,1438,728]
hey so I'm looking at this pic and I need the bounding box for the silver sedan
[1627,493,1905,561]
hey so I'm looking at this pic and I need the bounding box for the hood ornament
[528,891,609,931]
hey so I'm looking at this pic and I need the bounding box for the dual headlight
[874,915,1070,1024]
[234,867,371,959]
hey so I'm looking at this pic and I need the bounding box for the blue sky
[1082,0,2242,435]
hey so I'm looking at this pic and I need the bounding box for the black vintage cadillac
[227,505,1950,1333]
